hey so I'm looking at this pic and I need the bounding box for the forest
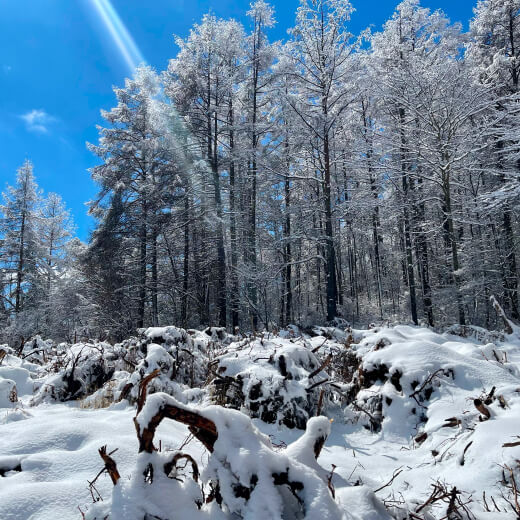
[1,0,520,343]
[3,1,520,519]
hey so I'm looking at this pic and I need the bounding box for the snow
[1,323,520,518]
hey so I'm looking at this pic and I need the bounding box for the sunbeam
[90,0,145,72]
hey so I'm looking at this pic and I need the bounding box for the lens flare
[90,0,145,72]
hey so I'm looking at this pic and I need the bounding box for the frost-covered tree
[165,15,246,328]
[0,160,41,316]
[369,0,487,325]
[241,0,276,328]
[38,192,74,297]
[468,0,520,320]
[88,66,177,331]
[286,0,359,321]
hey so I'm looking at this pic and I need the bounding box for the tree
[88,66,176,330]
[286,0,358,321]
[38,192,74,298]
[166,15,247,328]
[0,160,41,316]
[241,0,276,328]
[469,0,520,319]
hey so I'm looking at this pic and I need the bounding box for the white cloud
[20,109,55,133]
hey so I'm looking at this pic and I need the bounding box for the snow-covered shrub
[333,325,520,438]
[32,343,116,403]
[208,336,328,429]
[82,326,229,408]
[142,326,223,387]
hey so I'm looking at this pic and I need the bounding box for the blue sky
[0,0,476,241]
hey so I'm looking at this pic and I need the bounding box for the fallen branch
[306,378,329,392]
[415,432,428,445]
[409,369,447,409]
[442,417,462,428]
[503,437,520,448]
[164,453,199,482]
[460,441,473,466]
[327,464,337,499]
[134,373,218,454]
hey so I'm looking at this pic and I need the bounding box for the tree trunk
[228,100,240,330]
[442,173,465,325]
[284,153,293,326]
[151,227,159,327]
[323,125,338,321]
[398,107,418,325]
[14,210,26,314]
[180,196,190,326]
[211,109,227,328]
[137,200,147,329]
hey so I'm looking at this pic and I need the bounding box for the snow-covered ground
[1,324,520,519]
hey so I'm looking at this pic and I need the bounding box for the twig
[374,467,404,493]
[306,378,329,392]
[327,464,337,498]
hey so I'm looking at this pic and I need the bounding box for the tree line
[2,0,520,342]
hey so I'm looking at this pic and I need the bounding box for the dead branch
[327,464,336,499]
[502,464,520,515]
[503,438,520,448]
[329,383,380,426]
[136,369,161,414]
[309,354,333,379]
[415,432,428,445]
[311,337,329,353]
[474,399,490,421]
[164,453,199,482]
[98,445,120,485]
[118,382,133,402]
[415,486,448,515]
[135,396,218,454]
[446,486,460,519]
[409,368,447,409]
[442,417,462,428]
[460,441,473,466]
[21,348,47,360]
[484,386,496,405]
[490,494,502,512]
[482,491,490,513]
[306,378,329,392]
